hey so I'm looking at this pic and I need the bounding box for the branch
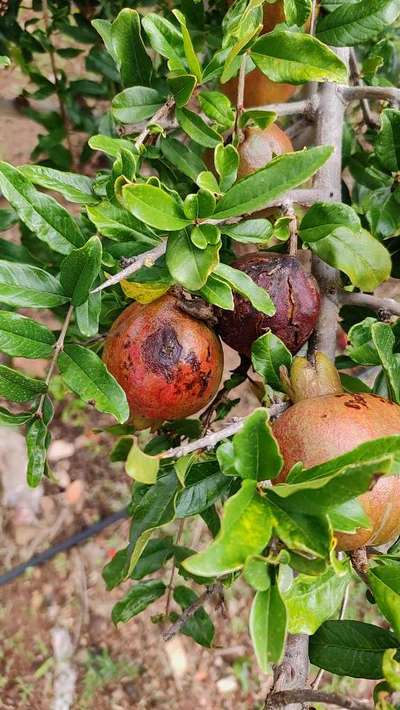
[37,304,74,417]
[266,689,373,710]
[160,402,289,461]
[163,583,221,641]
[270,634,310,710]
[349,49,376,128]
[350,546,370,586]
[340,291,400,318]
[340,84,400,104]
[91,242,166,294]
[134,97,175,147]
[249,96,319,118]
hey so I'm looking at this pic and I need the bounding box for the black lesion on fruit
[198,369,211,396]
[141,326,182,382]
[185,351,200,372]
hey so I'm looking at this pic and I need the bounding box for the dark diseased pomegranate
[273,391,400,551]
[216,253,320,356]
[103,294,224,422]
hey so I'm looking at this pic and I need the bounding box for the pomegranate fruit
[272,354,400,551]
[237,125,294,179]
[103,294,224,422]
[216,253,320,355]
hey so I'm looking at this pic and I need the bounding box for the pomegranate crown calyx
[283,352,343,403]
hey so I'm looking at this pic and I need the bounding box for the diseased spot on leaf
[141,325,182,382]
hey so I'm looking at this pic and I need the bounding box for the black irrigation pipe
[0,506,129,587]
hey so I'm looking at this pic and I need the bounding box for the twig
[42,0,75,168]
[340,291,400,318]
[282,200,298,256]
[249,97,319,118]
[269,634,310,710]
[349,49,376,128]
[91,242,166,294]
[340,84,400,104]
[350,546,370,586]
[311,582,349,689]
[163,583,220,641]
[309,0,318,36]
[160,402,289,461]
[200,357,249,432]
[37,304,73,417]
[265,689,373,710]
[234,53,247,142]
[134,97,175,147]
[165,518,185,619]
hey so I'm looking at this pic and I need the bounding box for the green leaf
[75,291,101,338]
[284,0,312,25]
[112,580,166,624]
[173,10,202,82]
[309,620,400,679]
[0,407,32,428]
[369,564,400,638]
[125,438,160,484]
[58,344,129,424]
[199,274,234,310]
[173,586,215,647]
[251,31,348,84]
[376,109,400,173]
[111,9,152,88]
[214,143,239,192]
[127,470,179,575]
[316,0,400,47]
[183,480,273,577]
[198,91,235,130]
[142,14,185,68]
[267,491,331,558]
[0,364,46,403]
[112,87,164,124]
[160,138,206,181]
[232,408,282,481]
[167,73,197,107]
[0,207,18,231]
[221,218,273,244]
[176,108,221,148]
[214,262,275,315]
[88,134,136,158]
[0,261,68,309]
[299,201,361,242]
[175,458,231,517]
[371,322,400,403]
[244,556,271,592]
[346,318,380,366]
[131,537,174,580]
[284,566,351,635]
[26,416,48,487]
[214,146,333,219]
[184,191,216,219]
[60,236,102,307]
[166,231,220,290]
[196,171,221,194]
[329,498,371,533]
[251,331,292,391]
[92,18,115,60]
[0,161,84,255]
[239,109,277,131]
[122,184,190,231]
[0,311,55,359]
[87,200,158,246]
[20,165,97,205]
[250,578,287,671]
[383,648,400,690]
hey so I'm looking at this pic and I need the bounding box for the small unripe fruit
[215,253,320,355]
[103,294,224,422]
[273,391,400,551]
[237,125,294,179]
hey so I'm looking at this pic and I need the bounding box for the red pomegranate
[103,294,224,422]
[272,354,400,551]
[216,253,320,356]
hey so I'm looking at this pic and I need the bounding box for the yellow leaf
[120,278,170,303]
[125,437,159,483]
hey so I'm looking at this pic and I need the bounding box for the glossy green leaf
[87,200,158,245]
[196,171,221,194]
[125,438,159,484]
[0,207,18,231]
[299,201,361,242]
[167,72,197,107]
[173,586,215,647]
[20,165,97,205]
[239,109,277,131]
[112,87,164,124]
[176,108,221,148]
[376,109,400,173]
[184,191,216,219]
[198,91,235,130]
[88,134,136,158]
[221,218,273,244]
[166,231,220,290]
[0,261,68,309]
[284,0,312,25]
[0,407,32,428]
[309,620,400,679]
[251,331,292,391]
[267,491,331,558]
[0,364,46,403]
[75,291,101,338]
[214,143,239,192]
[249,578,287,671]
[369,564,400,638]
[329,498,371,533]
[214,262,275,315]
[346,317,381,366]
[122,184,190,231]
[284,566,351,635]
[183,480,273,577]
[26,416,48,487]
[58,344,129,423]
[371,322,400,403]
[111,9,152,87]
[0,311,55,359]
[214,146,333,219]
[383,648,400,690]
[0,161,84,255]
[60,236,102,307]
[244,557,271,592]
[160,138,206,181]
[199,274,234,310]
[251,31,348,84]
[142,13,185,68]
[131,537,174,580]
[232,408,282,481]
[175,458,231,517]
[316,0,400,47]
[173,10,202,81]
[112,580,166,624]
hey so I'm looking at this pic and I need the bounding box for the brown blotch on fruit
[237,125,294,179]
[215,253,320,356]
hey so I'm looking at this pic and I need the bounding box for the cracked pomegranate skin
[216,253,320,356]
[103,295,224,422]
[272,393,400,551]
